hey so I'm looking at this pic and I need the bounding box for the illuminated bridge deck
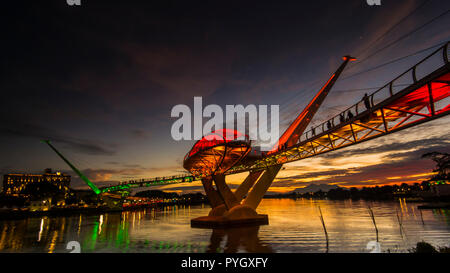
[100,174,198,193]
[100,42,450,193]
[228,43,450,174]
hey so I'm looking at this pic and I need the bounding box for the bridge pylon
[191,55,355,228]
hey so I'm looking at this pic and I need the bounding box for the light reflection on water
[0,199,449,253]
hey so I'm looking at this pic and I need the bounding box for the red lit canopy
[185,129,249,160]
[183,129,251,177]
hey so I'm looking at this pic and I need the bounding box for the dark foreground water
[0,199,449,253]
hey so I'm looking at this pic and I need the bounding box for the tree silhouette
[422,152,450,181]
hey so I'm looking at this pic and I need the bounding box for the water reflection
[0,199,449,253]
[207,226,273,253]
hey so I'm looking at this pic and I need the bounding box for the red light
[342,56,357,61]
[185,129,249,159]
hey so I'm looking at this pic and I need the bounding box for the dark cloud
[276,169,353,183]
[321,136,450,162]
[277,133,450,188]
[106,161,120,165]
[123,164,143,168]
[0,119,116,156]
[280,155,436,188]
[130,129,150,139]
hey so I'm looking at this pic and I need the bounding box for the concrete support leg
[201,177,224,208]
[213,174,240,210]
[234,171,263,202]
[243,165,282,210]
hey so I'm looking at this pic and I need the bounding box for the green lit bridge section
[99,175,199,193]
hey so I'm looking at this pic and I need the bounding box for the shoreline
[0,201,208,221]
[1,197,449,221]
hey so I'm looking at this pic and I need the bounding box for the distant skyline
[1,0,449,194]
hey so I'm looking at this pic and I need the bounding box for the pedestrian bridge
[82,42,450,193]
[228,43,450,174]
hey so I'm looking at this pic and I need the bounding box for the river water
[0,198,449,253]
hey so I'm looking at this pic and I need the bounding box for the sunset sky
[1,0,449,194]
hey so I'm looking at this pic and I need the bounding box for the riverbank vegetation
[264,181,438,201]
[408,241,450,253]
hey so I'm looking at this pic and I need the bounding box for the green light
[42,140,101,194]
[91,221,99,251]
[98,175,199,193]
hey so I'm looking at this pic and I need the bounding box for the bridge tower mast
[272,55,356,152]
[42,140,101,194]
[193,55,356,227]
[242,55,356,210]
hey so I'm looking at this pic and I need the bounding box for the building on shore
[2,168,70,199]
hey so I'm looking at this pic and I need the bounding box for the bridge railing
[115,174,194,186]
[100,173,198,193]
[300,41,449,144]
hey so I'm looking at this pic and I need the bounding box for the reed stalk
[419,209,425,226]
[396,209,404,238]
[368,206,379,242]
[318,206,329,253]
